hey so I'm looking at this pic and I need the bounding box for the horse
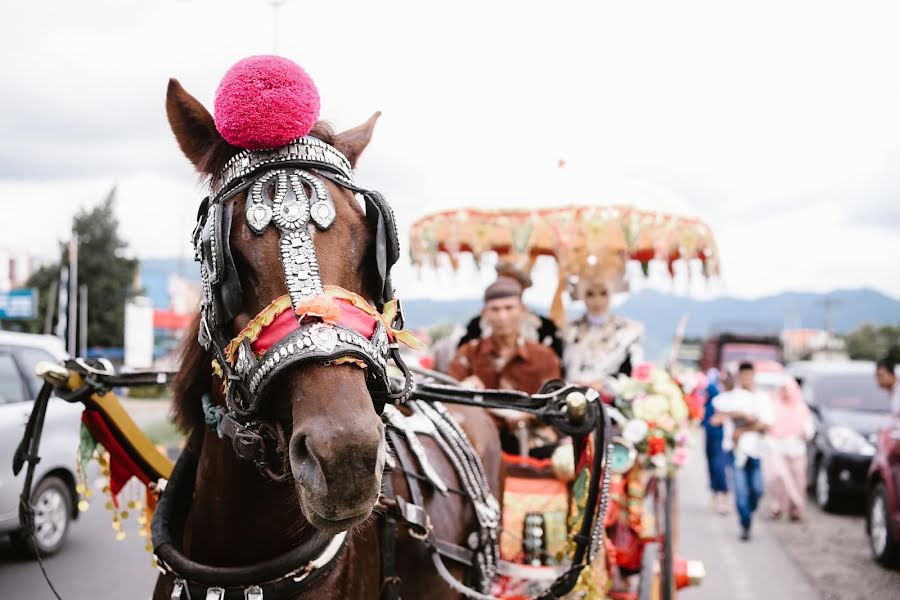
[153,77,502,600]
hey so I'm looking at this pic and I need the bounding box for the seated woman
[563,272,644,385]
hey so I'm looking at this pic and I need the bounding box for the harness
[192,136,415,479]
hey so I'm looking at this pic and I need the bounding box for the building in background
[0,248,36,292]
[782,328,848,362]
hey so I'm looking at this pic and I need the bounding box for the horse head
[165,63,400,534]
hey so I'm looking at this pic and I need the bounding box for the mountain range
[141,259,900,359]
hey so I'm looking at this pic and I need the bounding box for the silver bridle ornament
[194,136,409,423]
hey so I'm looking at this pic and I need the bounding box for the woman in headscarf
[765,377,814,521]
[562,273,643,383]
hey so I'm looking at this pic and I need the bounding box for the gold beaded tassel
[94,450,128,542]
[74,448,93,513]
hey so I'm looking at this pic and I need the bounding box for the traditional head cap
[495,260,532,289]
[214,55,320,150]
[484,276,523,303]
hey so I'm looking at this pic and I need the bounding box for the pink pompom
[214,55,320,150]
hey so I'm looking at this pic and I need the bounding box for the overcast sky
[1,0,898,303]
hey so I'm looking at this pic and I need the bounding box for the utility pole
[43,278,58,335]
[67,236,79,356]
[79,284,88,357]
[55,266,68,342]
[267,0,287,53]
[820,294,841,335]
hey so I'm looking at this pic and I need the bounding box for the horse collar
[152,449,348,600]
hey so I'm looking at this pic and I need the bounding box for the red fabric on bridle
[251,298,385,356]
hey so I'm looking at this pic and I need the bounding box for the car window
[811,373,887,412]
[0,351,26,404]
[15,346,57,398]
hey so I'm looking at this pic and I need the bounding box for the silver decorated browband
[211,136,354,199]
[197,136,400,406]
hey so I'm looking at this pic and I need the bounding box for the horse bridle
[193,135,413,477]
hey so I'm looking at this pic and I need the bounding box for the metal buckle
[397,497,432,541]
[171,579,185,600]
[231,427,266,463]
[205,587,225,600]
[244,585,263,600]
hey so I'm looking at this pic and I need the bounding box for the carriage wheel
[637,541,661,600]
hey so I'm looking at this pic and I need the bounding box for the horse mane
[171,121,341,434]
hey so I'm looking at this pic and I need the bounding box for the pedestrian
[711,361,774,541]
[765,377,813,521]
[703,368,731,514]
[875,357,899,414]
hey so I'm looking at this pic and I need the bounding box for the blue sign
[0,288,38,319]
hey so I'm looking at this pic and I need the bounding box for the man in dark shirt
[448,276,561,455]
[457,261,564,359]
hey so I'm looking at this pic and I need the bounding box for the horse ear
[334,112,381,168]
[166,78,222,172]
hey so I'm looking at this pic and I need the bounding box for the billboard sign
[0,288,38,320]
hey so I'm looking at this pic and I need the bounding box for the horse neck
[182,428,311,566]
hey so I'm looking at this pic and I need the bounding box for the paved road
[767,488,900,599]
[0,399,171,600]
[0,472,159,599]
[678,435,820,600]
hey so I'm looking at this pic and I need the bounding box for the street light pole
[267,0,287,54]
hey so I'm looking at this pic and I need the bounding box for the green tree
[844,323,900,362]
[22,189,138,349]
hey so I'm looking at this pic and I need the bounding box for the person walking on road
[703,368,731,514]
[875,357,899,414]
[711,361,774,541]
[765,377,813,521]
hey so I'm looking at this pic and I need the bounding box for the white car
[0,331,83,556]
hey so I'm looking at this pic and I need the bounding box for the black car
[789,361,892,512]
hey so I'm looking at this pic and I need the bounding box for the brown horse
[153,79,502,599]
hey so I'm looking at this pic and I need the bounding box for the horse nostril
[289,433,310,465]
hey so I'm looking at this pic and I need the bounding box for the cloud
[3,0,900,300]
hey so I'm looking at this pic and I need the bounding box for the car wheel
[10,475,72,558]
[868,483,900,567]
[815,460,838,511]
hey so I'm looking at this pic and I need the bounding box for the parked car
[865,411,900,566]
[788,361,892,512]
[0,331,82,556]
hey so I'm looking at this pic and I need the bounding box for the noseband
[193,136,414,477]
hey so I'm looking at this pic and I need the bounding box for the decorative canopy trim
[409,205,720,281]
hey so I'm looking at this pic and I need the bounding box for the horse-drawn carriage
[409,206,717,599]
[14,56,715,600]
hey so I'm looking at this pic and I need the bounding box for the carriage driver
[448,276,561,456]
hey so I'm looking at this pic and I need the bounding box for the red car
[866,412,900,566]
